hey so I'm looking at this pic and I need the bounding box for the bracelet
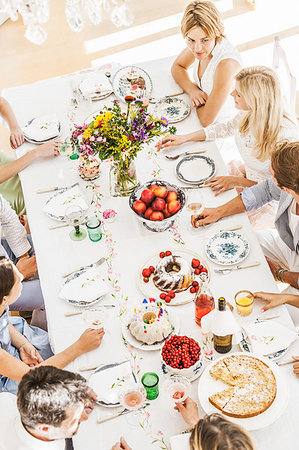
[275,268,287,282]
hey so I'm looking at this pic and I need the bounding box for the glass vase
[109,159,139,197]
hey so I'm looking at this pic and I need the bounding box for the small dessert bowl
[234,290,254,316]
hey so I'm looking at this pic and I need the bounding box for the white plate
[121,306,180,351]
[23,117,61,143]
[61,269,107,307]
[154,97,190,123]
[239,331,289,362]
[44,186,88,222]
[175,154,216,185]
[112,65,153,103]
[197,352,289,431]
[138,247,210,306]
[205,231,250,266]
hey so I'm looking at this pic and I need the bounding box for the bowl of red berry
[161,335,202,380]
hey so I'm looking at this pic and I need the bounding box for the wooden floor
[0,0,298,152]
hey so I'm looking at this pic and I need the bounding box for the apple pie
[209,355,277,418]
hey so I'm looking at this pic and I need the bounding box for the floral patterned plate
[60,269,107,307]
[112,65,153,103]
[205,231,250,266]
[154,97,191,123]
[239,331,288,362]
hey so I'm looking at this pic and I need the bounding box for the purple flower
[161,117,168,126]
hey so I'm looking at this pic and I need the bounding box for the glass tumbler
[86,217,102,242]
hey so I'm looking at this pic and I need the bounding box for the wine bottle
[213,297,232,354]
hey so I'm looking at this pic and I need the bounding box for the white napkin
[23,114,60,141]
[59,267,110,303]
[169,433,191,450]
[201,308,241,337]
[79,72,111,97]
[243,320,298,356]
[89,361,135,404]
[43,185,88,219]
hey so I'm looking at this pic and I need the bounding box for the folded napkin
[243,320,298,356]
[79,72,111,97]
[169,433,191,450]
[43,185,88,219]
[59,267,110,303]
[23,114,60,141]
[89,361,135,404]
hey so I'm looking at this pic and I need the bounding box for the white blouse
[204,113,299,183]
[193,38,242,122]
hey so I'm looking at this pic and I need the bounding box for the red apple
[163,204,171,218]
[140,189,155,205]
[132,200,146,215]
[166,191,177,203]
[154,186,168,198]
[168,200,181,215]
[144,207,154,219]
[152,197,166,211]
[150,211,164,221]
[149,184,159,192]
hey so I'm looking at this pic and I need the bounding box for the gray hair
[17,366,89,428]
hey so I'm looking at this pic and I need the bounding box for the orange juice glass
[234,290,254,316]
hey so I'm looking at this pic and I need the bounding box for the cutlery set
[214,261,260,275]
[37,182,79,194]
[62,256,106,278]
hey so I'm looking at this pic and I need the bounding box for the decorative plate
[198,352,289,431]
[175,154,216,185]
[161,358,203,382]
[121,307,180,351]
[89,362,137,408]
[43,185,88,222]
[112,65,153,103]
[154,97,191,123]
[239,331,288,362]
[137,247,210,306]
[23,118,61,144]
[61,269,106,307]
[205,231,250,266]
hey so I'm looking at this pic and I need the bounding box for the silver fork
[214,261,260,274]
[62,256,106,278]
[166,149,206,160]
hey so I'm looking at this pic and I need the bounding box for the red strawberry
[192,258,200,268]
[201,267,208,274]
[159,252,165,258]
[168,290,175,298]
[164,295,171,303]
[160,293,166,299]
[194,268,200,275]
[192,281,199,287]
[149,265,155,273]
[143,277,149,283]
[190,287,196,293]
[142,268,151,278]
[165,250,172,256]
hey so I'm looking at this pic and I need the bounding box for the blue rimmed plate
[175,154,215,185]
[239,331,288,362]
[205,231,249,266]
[112,65,153,103]
[60,269,106,307]
[154,97,191,123]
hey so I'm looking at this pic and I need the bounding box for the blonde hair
[271,140,299,194]
[189,413,255,450]
[236,66,288,162]
[181,1,225,42]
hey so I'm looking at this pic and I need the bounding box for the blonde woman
[160,66,299,227]
[172,1,242,126]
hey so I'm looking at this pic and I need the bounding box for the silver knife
[97,408,132,424]
[65,305,116,317]
[37,181,79,194]
[62,257,106,278]
[214,261,260,274]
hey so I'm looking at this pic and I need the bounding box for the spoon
[105,71,113,87]
[166,149,206,160]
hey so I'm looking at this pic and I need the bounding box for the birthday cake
[129,299,173,345]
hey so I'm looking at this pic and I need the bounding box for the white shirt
[204,113,299,183]
[288,199,299,237]
[0,393,64,450]
[193,38,242,122]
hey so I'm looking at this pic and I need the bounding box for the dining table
[2,56,299,450]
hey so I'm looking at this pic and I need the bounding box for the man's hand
[19,342,43,367]
[174,397,199,427]
[111,437,132,450]
[10,126,24,149]
[191,207,222,228]
[293,356,299,378]
[265,257,281,281]
[76,328,105,354]
[16,255,37,280]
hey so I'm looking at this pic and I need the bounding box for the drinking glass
[186,190,205,231]
[86,217,102,242]
[141,372,159,400]
[164,375,191,406]
[65,205,87,241]
[118,383,146,425]
[234,290,254,316]
[82,308,107,329]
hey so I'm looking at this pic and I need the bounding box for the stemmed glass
[118,382,146,425]
[65,205,87,241]
[186,190,205,231]
[164,375,191,414]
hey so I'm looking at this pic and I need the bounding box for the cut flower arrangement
[71,99,175,196]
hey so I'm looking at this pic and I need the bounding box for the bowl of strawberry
[129,179,186,232]
[161,335,202,379]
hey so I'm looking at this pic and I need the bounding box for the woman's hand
[35,140,61,159]
[175,397,199,427]
[293,357,299,378]
[157,134,187,150]
[10,126,24,149]
[254,291,286,312]
[111,437,132,450]
[77,328,105,353]
[19,342,43,367]
[187,85,208,107]
[207,176,244,196]
[191,207,222,228]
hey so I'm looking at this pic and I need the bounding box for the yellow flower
[83,128,92,140]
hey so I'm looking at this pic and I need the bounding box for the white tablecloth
[2,57,299,450]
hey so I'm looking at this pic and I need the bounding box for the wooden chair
[272,36,297,119]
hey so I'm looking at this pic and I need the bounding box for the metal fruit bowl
[129,179,186,232]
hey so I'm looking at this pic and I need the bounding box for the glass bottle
[194,280,215,327]
[213,297,232,354]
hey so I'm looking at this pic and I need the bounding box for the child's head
[0,257,23,307]
[190,413,255,450]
